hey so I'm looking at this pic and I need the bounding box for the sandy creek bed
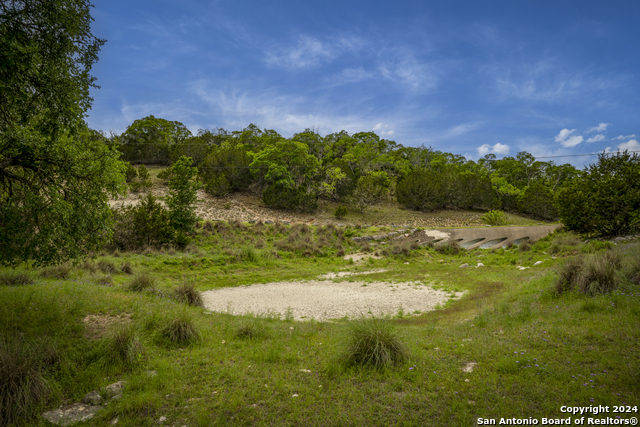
[202,274,463,321]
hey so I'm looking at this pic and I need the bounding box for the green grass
[1,228,638,426]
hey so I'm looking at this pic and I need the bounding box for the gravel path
[202,279,463,321]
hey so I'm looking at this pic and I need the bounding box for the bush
[111,194,175,250]
[339,316,408,369]
[204,174,231,197]
[124,162,138,183]
[127,273,156,292]
[481,210,506,226]
[120,262,133,275]
[39,264,71,279]
[159,313,200,346]
[435,240,461,255]
[0,271,34,286]
[167,156,201,233]
[174,283,204,307]
[334,205,348,220]
[0,338,52,426]
[555,151,640,237]
[157,167,173,183]
[262,184,317,213]
[349,172,390,213]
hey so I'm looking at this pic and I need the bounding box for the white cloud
[587,123,610,133]
[378,55,437,91]
[618,139,640,152]
[381,130,394,136]
[373,123,394,136]
[586,134,605,143]
[373,123,384,131]
[477,143,510,156]
[554,128,583,147]
[613,134,636,140]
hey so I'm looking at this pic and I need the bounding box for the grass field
[1,223,638,426]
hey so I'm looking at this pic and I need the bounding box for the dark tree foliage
[111,194,175,250]
[118,115,192,165]
[396,169,446,211]
[262,184,317,213]
[555,151,640,236]
[518,181,558,220]
[0,0,126,266]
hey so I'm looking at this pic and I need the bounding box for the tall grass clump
[0,338,52,426]
[556,249,625,295]
[39,264,71,279]
[339,316,408,370]
[127,273,156,292]
[0,271,34,286]
[235,318,264,340]
[174,283,203,307]
[435,240,461,255]
[97,259,117,274]
[158,312,200,346]
[100,326,144,367]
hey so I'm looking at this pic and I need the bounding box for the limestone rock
[460,263,469,268]
[104,381,127,398]
[533,261,543,266]
[42,403,102,426]
[81,390,104,406]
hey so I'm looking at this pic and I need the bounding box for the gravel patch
[202,280,463,321]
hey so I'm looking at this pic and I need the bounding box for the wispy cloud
[586,134,605,143]
[555,128,583,147]
[586,122,610,133]
[478,143,510,156]
[613,134,636,140]
[324,68,375,85]
[378,56,437,90]
[373,122,395,136]
[264,35,364,70]
[444,122,482,138]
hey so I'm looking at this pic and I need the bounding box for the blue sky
[88,0,640,165]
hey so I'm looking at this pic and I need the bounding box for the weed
[97,259,117,274]
[235,319,263,339]
[128,273,156,292]
[0,338,52,426]
[518,240,532,252]
[100,326,144,367]
[242,247,261,263]
[80,260,97,273]
[435,240,461,255]
[0,271,34,286]
[174,283,204,307]
[557,249,624,295]
[339,316,408,369]
[120,262,133,275]
[158,313,200,346]
[203,221,215,232]
[96,275,113,286]
[39,264,71,279]
[556,256,584,294]
[336,246,345,257]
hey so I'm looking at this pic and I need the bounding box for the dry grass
[174,283,204,307]
[127,273,156,292]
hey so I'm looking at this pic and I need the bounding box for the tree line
[112,115,579,220]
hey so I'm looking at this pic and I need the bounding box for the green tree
[111,194,175,250]
[0,1,127,266]
[166,156,200,233]
[350,171,391,212]
[396,169,446,212]
[119,115,192,165]
[555,151,640,236]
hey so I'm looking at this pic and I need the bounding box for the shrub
[481,210,506,226]
[339,316,408,369]
[137,165,153,190]
[556,256,584,294]
[517,181,558,220]
[625,245,640,285]
[262,184,317,213]
[157,167,173,183]
[159,313,200,346]
[97,259,117,274]
[127,273,156,292]
[334,205,348,220]
[0,338,52,426]
[203,221,215,232]
[435,240,461,255]
[204,174,231,197]
[555,151,640,237]
[174,283,204,307]
[40,264,71,279]
[0,271,34,286]
[349,172,390,213]
[518,240,532,252]
[124,162,138,182]
[111,194,175,250]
